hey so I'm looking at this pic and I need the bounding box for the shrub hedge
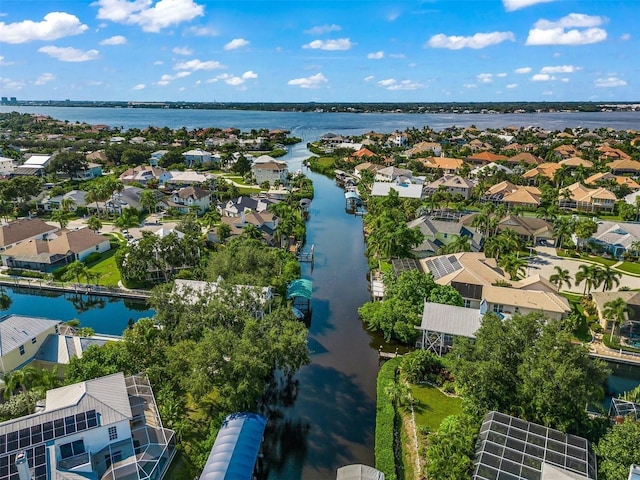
[376,356,402,480]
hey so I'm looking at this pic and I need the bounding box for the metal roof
[199,412,267,480]
[417,302,482,338]
[287,279,313,300]
[0,315,61,356]
[336,464,385,480]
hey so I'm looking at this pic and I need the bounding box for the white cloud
[185,25,217,36]
[496,72,507,78]
[477,73,494,83]
[540,65,580,73]
[531,73,554,81]
[503,0,555,11]
[621,33,631,41]
[595,77,627,87]
[34,73,55,85]
[174,58,225,71]
[173,46,193,55]
[0,56,12,66]
[514,67,532,74]
[387,80,423,91]
[363,75,375,82]
[0,12,88,44]
[506,83,518,88]
[215,70,258,86]
[304,24,341,35]
[367,51,384,59]
[242,71,257,79]
[94,0,204,33]
[157,71,191,85]
[464,83,478,88]
[303,38,354,51]
[224,38,249,51]
[154,60,163,65]
[0,77,25,90]
[100,35,127,45]
[132,83,146,90]
[38,46,99,62]
[526,13,607,45]
[377,79,396,87]
[426,31,515,49]
[287,72,328,89]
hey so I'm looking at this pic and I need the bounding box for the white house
[252,155,288,186]
[167,186,212,214]
[0,156,15,176]
[0,372,175,480]
[182,149,213,167]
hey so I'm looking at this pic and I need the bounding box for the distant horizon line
[3,100,640,105]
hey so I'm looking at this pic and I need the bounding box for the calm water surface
[3,106,640,478]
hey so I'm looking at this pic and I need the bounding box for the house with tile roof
[0,218,58,252]
[559,157,594,169]
[119,165,171,185]
[482,181,542,208]
[404,141,442,157]
[465,151,508,166]
[375,166,413,183]
[607,159,640,175]
[598,145,631,161]
[419,157,464,174]
[559,182,616,212]
[353,162,381,179]
[552,144,579,159]
[522,163,562,184]
[585,172,640,190]
[506,152,544,166]
[424,175,475,199]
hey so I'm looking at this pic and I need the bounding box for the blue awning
[345,191,361,200]
[286,279,313,300]
[199,412,267,480]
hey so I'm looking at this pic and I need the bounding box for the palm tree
[60,197,76,213]
[597,265,622,292]
[549,266,572,291]
[603,297,633,342]
[51,209,70,230]
[499,254,527,280]
[87,216,102,233]
[575,264,600,296]
[438,235,471,254]
[139,189,158,215]
[3,366,38,399]
[63,260,89,284]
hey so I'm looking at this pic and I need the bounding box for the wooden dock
[0,277,151,300]
[298,245,315,263]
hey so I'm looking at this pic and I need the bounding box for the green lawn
[410,384,462,433]
[615,262,640,276]
[584,256,617,267]
[85,248,121,287]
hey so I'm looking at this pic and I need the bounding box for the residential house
[423,175,475,200]
[469,163,513,178]
[559,157,594,169]
[404,141,442,157]
[217,196,275,217]
[560,182,616,212]
[119,165,171,185]
[387,131,409,147]
[592,291,640,333]
[607,159,640,176]
[1,228,111,272]
[174,279,273,316]
[0,218,58,252]
[0,315,62,374]
[85,150,107,164]
[586,172,640,190]
[320,133,347,146]
[460,213,554,245]
[72,162,103,181]
[370,181,423,199]
[353,162,381,179]
[348,147,377,163]
[166,186,212,214]
[182,149,213,167]
[552,144,579,159]
[40,190,88,212]
[13,154,52,176]
[0,156,15,176]
[407,216,482,257]
[481,285,570,321]
[598,145,632,161]
[165,170,214,188]
[239,137,266,150]
[587,221,640,257]
[419,157,464,174]
[210,211,278,245]
[252,155,288,186]
[0,372,175,480]
[465,151,508,166]
[506,152,544,166]
[522,163,562,184]
[101,186,165,214]
[375,166,412,183]
[150,150,168,166]
[482,181,542,208]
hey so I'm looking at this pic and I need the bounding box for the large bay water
[2,106,640,478]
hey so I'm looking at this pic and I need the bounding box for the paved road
[527,246,640,293]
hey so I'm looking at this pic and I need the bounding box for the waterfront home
[182,148,213,167]
[353,162,381,179]
[416,301,483,354]
[423,175,475,200]
[0,372,175,480]
[370,181,424,200]
[481,285,570,321]
[39,190,88,212]
[217,195,275,217]
[559,182,616,212]
[166,186,212,214]
[592,291,640,334]
[407,216,482,257]
[174,279,274,316]
[211,211,278,245]
[252,155,288,186]
[375,166,412,183]
[0,218,58,251]
[1,228,111,272]
[119,165,171,185]
[0,314,62,374]
[482,181,541,208]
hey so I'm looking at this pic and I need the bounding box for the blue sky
[0,0,637,102]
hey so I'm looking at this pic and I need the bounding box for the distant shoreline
[1,100,639,114]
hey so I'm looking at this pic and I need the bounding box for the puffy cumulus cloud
[477,73,494,83]
[100,35,127,45]
[94,0,204,33]
[287,72,328,89]
[531,73,554,81]
[303,38,354,51]
[526,13,607,45]
[172,46,193,55]
[506,83,518,89]
[514,67,532,74]
[304,24,341,35]
[34,73,55,85]
[595,77,627,87]
[426,31,515,49]
[174,58,225,71]
[363,75,375,82]
[224,38,249,51]
[215,71,258,86]
[503,0,555,11]
[0,77,25,90]
[377,79,396,87]
[157,71,191,85]
[0,12,88,44]
[132,83,146,90]
[540,65,580,73]
[367,51,384,59]
[38,46,99,62]
[387,80,424,91]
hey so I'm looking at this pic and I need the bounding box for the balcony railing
[58,452,90,470]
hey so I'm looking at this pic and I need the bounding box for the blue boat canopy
[199,412,267,480]
[345,191,361,200]
[287,279,313,300]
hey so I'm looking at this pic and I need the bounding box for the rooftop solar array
[473,411,597,480]
[424,255,462,280]
[391,258,420,276]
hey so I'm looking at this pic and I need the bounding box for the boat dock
[0,277,151,300]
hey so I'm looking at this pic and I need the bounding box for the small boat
[291,307,305,319]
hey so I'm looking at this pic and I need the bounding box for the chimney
[15,451,32,480]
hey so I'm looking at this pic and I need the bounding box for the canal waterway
[3,106,640,478]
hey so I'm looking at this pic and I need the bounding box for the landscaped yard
[410,383,463,433]
[85,249,121,287]
[615,262,640,276]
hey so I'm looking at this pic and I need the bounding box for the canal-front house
[0,219,58,252]
[1,228,111,273]
[0,315,61,375]
[0,372,176,480]
[252,155,288,186]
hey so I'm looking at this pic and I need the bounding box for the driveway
[527,246,640,293]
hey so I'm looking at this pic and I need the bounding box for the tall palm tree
[549,266,572,291]
[603,297,633,342]
[597,265,622,292]
[439,235,472,254]
[139,189,158,215]
[499,254,527,280]
[60,197,76,213]
[63,260,89,284]
[51,209,70,230]
[575,264,600,296]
